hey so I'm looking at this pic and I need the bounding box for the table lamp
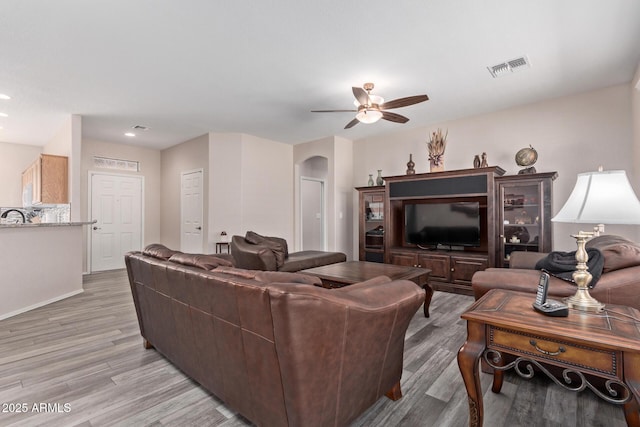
[551,167,640,312]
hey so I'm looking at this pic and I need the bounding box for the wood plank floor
[0,270,628,426]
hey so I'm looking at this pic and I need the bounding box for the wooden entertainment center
[356,167,557,295]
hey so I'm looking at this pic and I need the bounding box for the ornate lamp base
[565,232,605,313]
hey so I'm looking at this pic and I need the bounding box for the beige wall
[632,63,640,242]
[293,136,353,257]
[81,138,162,271]
[0,141,42,206]
[353,83,636,252]
[210,133,294,251]
[160,133,209,251]
[44,115,82,220]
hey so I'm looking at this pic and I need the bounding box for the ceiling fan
[311,82,429,129]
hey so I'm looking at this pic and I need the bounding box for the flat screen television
[404,201,481,248]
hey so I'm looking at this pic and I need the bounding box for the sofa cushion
[245,231,287,268]
[279,251,347,273]
[213,266,322,285]
[585,234,640,273]
[169,253,234,270]
[143,243,181,260]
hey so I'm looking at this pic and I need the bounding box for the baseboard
[0,289,84,321]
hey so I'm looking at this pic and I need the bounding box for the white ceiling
[1,1,639,150]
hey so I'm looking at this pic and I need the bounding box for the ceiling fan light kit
[356,108,383,124]
[312,82,429,129]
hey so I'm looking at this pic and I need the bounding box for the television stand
[389,247,488,295]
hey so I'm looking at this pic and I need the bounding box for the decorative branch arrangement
[427,128,447,166]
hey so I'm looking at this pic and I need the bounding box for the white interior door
[181,169,203,253]
[301,177,324,251]
[91,173,143,272]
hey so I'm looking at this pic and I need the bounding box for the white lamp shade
[552,169,640,224]
[356,109,383,124]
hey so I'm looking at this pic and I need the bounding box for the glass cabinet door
[357,188,385,262]
[496,172,556,267]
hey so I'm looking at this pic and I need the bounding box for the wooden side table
[457,289,640,427]
[216,242,230,254]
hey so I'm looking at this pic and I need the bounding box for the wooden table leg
[624,353,640,427]
[457,320,486,427]
[423,284,434,318]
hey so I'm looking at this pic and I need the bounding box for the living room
[1,1,640,426]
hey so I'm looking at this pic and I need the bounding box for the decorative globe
[515,145,538,167]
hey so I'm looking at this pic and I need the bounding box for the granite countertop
[0,221,96,228]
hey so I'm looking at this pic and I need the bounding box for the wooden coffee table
[458,289,640,427]
[301,261,433,317]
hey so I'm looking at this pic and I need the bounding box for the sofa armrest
[509,251,547,269]
[230,235,277,271]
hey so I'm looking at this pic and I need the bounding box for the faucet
[1,209,26,223]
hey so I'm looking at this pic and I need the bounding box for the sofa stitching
[334,306,349,427]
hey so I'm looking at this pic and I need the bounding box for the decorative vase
[367,174,374,186]
[376,170,384,186]
[429,158,444,173]
[473,154,481,168]
[406,154,415,175]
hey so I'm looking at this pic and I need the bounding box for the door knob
[93,226,101,230]
[195,226,202,230]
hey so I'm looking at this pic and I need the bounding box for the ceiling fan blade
[352,87,370,106]
[311,109,358,113]
[381,111,409,124]
[344,117,360,129]
[379,94,429,110]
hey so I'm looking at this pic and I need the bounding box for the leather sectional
[125,244,424,426]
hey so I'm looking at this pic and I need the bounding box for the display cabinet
[495,172,557,267]
[356,186,385,262]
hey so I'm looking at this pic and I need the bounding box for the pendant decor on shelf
[406,154,415,175]
[427,128,447,172]
[376,170,384,186]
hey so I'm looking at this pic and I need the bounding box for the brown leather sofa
[125,244,424,426]
[472,235,640,311]
[231,231,346,272]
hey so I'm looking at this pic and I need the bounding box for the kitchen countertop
[0,221,96,228]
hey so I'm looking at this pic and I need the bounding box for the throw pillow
[169,253,234,270]
[585,234,640,273]
[245,231,287,268]
[143,243,180,260]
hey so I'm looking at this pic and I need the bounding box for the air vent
[132,125,150,131]
[487,56,531,78]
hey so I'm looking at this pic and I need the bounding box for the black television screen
[404,201,481,248]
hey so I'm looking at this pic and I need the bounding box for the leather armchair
[472,235,640,311]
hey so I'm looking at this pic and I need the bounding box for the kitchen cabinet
[22,154,68,206]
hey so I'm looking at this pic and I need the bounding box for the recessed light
[0,112,8,117]
[125,132,136,137]
[0,94,10,100]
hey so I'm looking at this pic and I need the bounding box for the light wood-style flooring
[0,270,628,426]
